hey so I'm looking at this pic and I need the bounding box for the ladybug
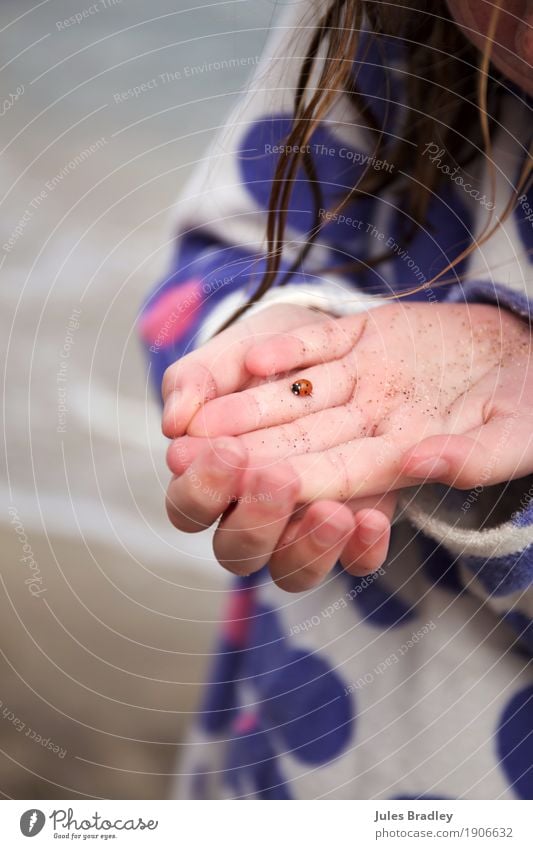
[291,379,313,397]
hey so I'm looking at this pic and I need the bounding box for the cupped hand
[165,436,395,590]
[169,302,533,501]
[163,302,395,586]
[161,302,356,438]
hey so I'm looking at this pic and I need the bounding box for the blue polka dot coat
[139,1,533,800]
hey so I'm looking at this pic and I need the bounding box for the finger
[400,413,533,489]
[213,464,301,576]
[167,401,373,474]
[292,437,408,501]
[161,305,324,437]
[169,434,405,499]
[162,360,222,438]
[167,435,216,475]
[161,304,316,399]
[268,501,355,593]
[186,358,357,437]
[285,403,461,501]
[165,438,247,532]
[244,313,368,376]
[340,493,398,577]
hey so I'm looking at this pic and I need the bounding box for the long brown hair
[213,0,532,336]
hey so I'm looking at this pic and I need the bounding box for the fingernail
[407,456,449,479]
[313,519,348,547]
[358,518,387,547]
[162,390,180,426]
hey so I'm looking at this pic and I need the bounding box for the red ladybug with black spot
[291,379,313,397]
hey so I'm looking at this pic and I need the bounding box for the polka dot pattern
[497,686,533,800]
[139,6,533,799]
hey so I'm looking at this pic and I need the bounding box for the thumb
[400,415,533,489]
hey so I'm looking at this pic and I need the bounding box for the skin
[163,304,396,589]
[164,303,533,590]
[162,1,533,591]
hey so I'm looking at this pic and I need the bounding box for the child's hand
[163,301,393,588]
[161,302,359,438]
[165,435,396,590]
[170,302,533,501]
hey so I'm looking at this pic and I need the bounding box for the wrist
[446,279,533,323]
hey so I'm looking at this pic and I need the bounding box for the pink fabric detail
[223,588,255,647]
[139,278,202,347]
[233,712,259,734]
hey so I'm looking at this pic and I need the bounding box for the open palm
[173,302,533,498]
[164,301,533,590]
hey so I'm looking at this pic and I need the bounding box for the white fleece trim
[402,495,533,559]
[196,281,387,345]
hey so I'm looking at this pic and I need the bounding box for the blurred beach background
[0,0,280,798]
